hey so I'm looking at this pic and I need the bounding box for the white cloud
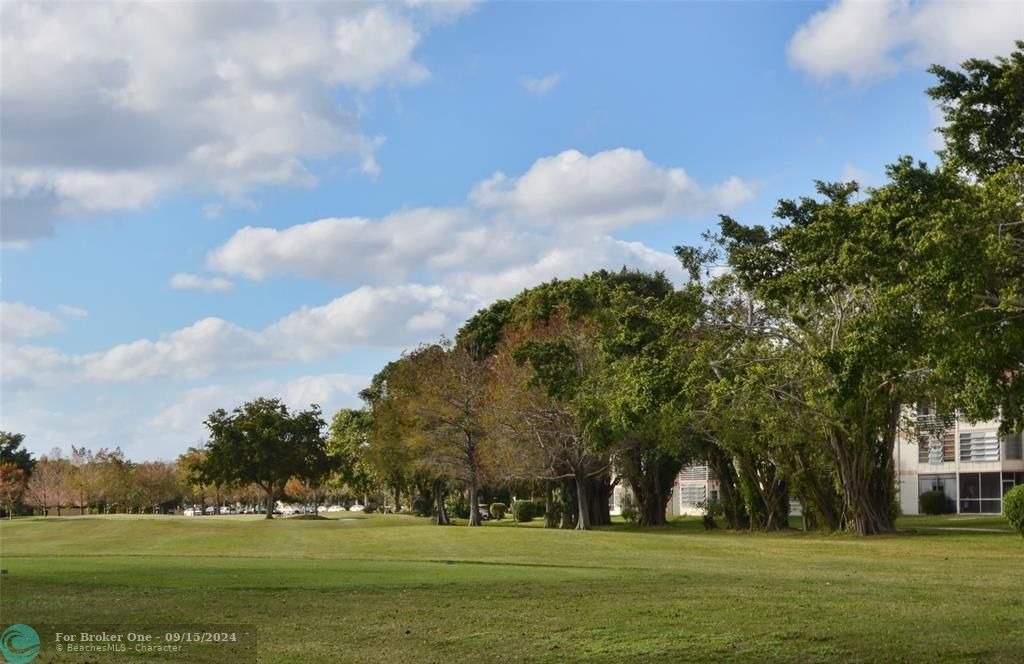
[521,73,562,95]
[147,372,368,454]
[57,304,88,320]
[0,342,74,391]
[2,285,479,389]
[264,284,481,360]
[206,208,482,282]
[170,272,235,293]
[470,148,755,231]
[443,236,687,302]
[0,1,473,241]
[0,301,65,339]
[149,374,366,439]
[205,148,753,287]
[788,0,1023,84]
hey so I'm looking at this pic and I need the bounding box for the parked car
[204,506,216,515]
[326,505,346,513]
[349,504,366,512]
[184,507,198,517]
[477,507,492,521]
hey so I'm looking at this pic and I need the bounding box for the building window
[959,431,1000,462]
[1006,432,1023,460]
[679,483,706,507]
[918,474,955,513]
[919,430,955,464]
[679,465,708,482]
[958,472,1002,514]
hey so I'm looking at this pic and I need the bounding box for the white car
[184,508,198,517]
[326,505,346,512]
[348,504,366,512]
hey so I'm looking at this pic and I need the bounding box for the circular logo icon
[0,624,40,664]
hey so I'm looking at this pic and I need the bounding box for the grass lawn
[1,513,1021,663]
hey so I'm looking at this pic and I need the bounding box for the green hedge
[1004,485,1024,536]
[919,490,948,515]
[489,502,508,520]
[513,499,544,522]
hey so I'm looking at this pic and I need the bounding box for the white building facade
[895,406,1024,515]
[610,465,720,518]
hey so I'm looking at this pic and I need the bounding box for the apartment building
[613,406,1024,520]
[896,405,1024,515]
[609,464,719,517]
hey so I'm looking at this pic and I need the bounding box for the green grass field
[1,513,1021,663]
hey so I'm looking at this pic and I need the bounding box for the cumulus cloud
[443,236,687,302]
[521,73,562,95]
[2,285,480,390]
[149,374,365,431]
[0,1,473,241]
[206,147,753,286]
[170,272,235,293]
[0,301,65,339]
[145,373,368,454]
[470,148,755,230]
[788,0,1023,84]
[207,208,484,282]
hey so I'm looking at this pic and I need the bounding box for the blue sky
[2,1,1021,460]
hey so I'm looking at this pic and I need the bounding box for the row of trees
[340,45,1024,535]
[1,433,180,517]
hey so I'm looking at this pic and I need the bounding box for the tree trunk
[433,479,450,525]
[559,478,576,529]
[265,485,275,519]
[544,481,556,528]
[468,480,481,526]
[590,475,613,526]
[708,449,746,529]
[574,471,591,530]
[829,419,897,535]
[393,485,401,513]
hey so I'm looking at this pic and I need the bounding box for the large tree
[26,450,71,516]
[386,341,493,526]
[0,432,35,518]
[197,398,326,519]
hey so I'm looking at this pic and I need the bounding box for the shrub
[489,502,508,520]
[620,504,638,523]
[696,499,724,519]
[919,490,948,516]
[1004,485,1024,536]
[513,499,537,522]
[445,492,470,520]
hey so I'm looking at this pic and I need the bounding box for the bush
[620,504,638,523]
[919,490,948,515]
[513,499,537,522]
[489,502,508,520]
[445,492,470,520]
[696,499,724,519]
[1004,485,1024,536]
